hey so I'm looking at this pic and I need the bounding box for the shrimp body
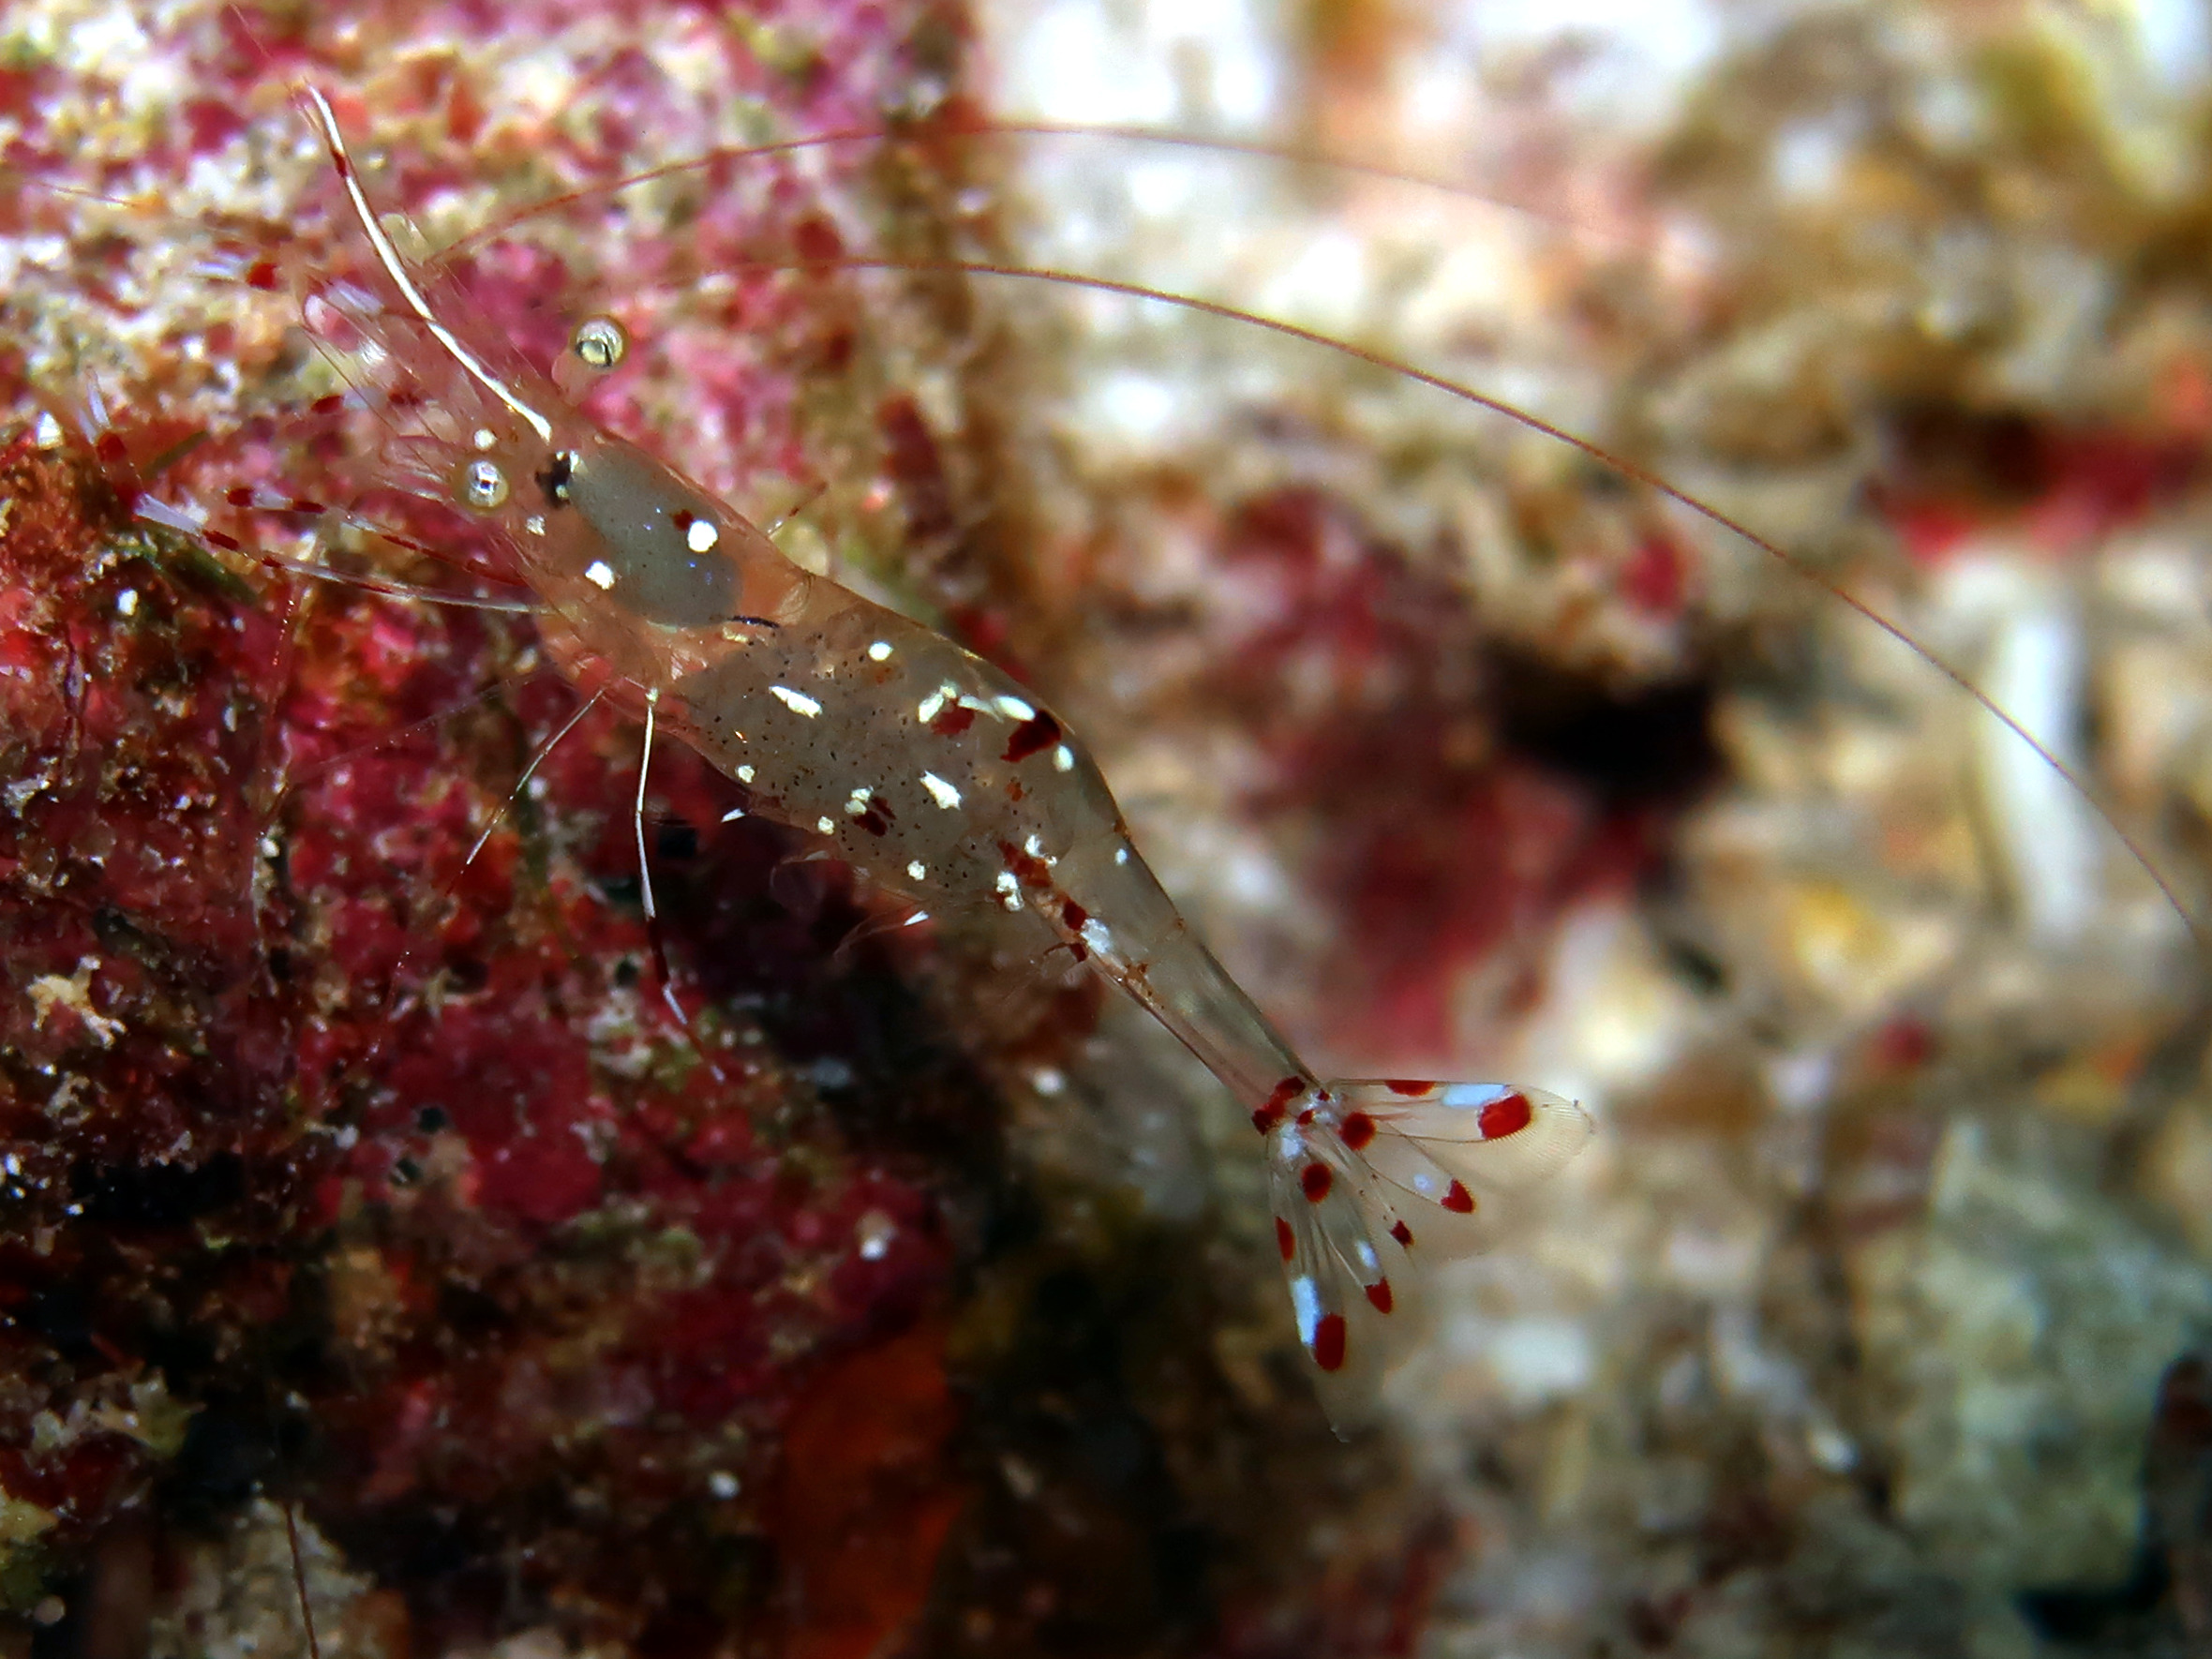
[292,90,1592,1412]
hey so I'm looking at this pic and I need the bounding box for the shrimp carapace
[290,85,1595,1418]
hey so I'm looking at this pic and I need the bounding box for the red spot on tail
[1061,898,1088,932]
[1478,1092,1532,1139]
[1365,1279,1394,1314]
[1385,1079,1435,1096]
[1390,1219,1413,1248]
[94,432,127,467]
[204,530,241,551]
[1312,1313,1348,1372]
[929,703,974,738]
[1275,1218,1294,1261]
[1002,710,1061,763]
[1252,1076,1303,1134]
[224,486,255,507]
[1441,1180,1474,1214]
[311,394,346,417]
[1300,1163,1333,1203]
[1339,1111,1376,1151]
[245,259,279,291]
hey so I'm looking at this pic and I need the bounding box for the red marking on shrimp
[204,529,241,551]
[310,394,346,417]
[1385,1079,1434,1096]
[245,258,279,291]
[1061,898,1087,932]
[1338,1111,1375,1151]
[1478,1091,1532,1139]
[1365,1279,1394,1314]
[1253,1075,1303,1134]
[929,703,974,738]
[1441,1180,1474,1214]
[1295,1107,1314,1127]
[1311,1313,1347,1372]
[1390,1219,1413,1248]
[1300,1162,1332,1203]
[94,431,127,467]
[996,842,1053,889]
[1003,710,1060,762]
[1275,1218,1293,1262]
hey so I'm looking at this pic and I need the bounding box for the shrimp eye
[571,316,628,371]
[456,457,511,512]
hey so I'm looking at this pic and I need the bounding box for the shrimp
[284,85,1595,1413]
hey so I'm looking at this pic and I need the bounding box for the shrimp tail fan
[1264,1080,1592,1432]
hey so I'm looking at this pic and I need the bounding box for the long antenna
[692,251,2212,956]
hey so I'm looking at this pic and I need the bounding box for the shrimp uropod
[288,85,1596,1417]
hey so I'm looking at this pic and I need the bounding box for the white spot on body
[1441,1083,1506,1111]
[770,685,822,718]
[722,807,747,822]
[867,640,893,662]
[994,695,1035,720]
[525,515,546,537]
[994,870,1022,910]
[585,560,616,590]
[816,816,836,834]
[1081,919,1113,956]
[685,518,719,554]
[1113,844,1130,866]
[115,590,138,617]
[471,427,496,451]
[736,765,755,783]
[920,772,962,810]
[1054,745,1075,772]
[1289,1275,1322,1347]
[907,860,927,881]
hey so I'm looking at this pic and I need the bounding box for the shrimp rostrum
[285,89,1592,1417]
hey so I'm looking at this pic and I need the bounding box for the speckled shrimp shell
[267,87,1597,1418]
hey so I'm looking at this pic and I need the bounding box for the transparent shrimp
[291,86,1595,1416]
